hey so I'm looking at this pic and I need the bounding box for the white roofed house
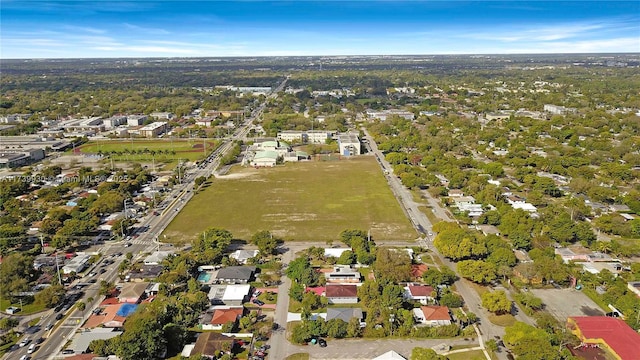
[324,265,362,284]
[143,251,173,265]
[229,250,259,264]
[324,248,351,258]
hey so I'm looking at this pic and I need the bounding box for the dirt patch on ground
[215,170,260,179]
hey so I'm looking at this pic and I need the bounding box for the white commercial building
[62,254,91,274]
[337,133,361,156]
[139,122,168,138]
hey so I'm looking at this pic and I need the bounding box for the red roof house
[567,316,640,360]
[325,284,358,304]
[405,284,435,305]
[209,307,245,330]
[411,264,428,278]
[413,305,451,326]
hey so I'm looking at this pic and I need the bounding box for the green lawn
[78,139,218,163]
[162,157,416,243]
[446,350,487,360]
[488,314,516,327]
[0,298,47,314]
[285,354,310,360]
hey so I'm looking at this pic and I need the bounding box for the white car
[27,343,36,354]
[18,338,31,347]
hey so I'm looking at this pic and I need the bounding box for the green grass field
[162,157,416,243]
[78,139,218,164]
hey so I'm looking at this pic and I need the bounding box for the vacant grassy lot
[446,350,487,360]
[78,139,218,163]
[162,157,416,242]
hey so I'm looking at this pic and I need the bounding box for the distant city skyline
[1,1,639,59]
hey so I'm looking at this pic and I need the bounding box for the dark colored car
[318,338,327,347]
[55,313,63,321]
[252,299,265,306]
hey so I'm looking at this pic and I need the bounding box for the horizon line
[3,52,640,61]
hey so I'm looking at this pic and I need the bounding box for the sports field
[162,156,416,243]
[77,139,218,163]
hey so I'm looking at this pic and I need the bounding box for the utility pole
[55,253,62,285]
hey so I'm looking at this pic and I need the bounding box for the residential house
[143,251,173,265]
[627,282,640,298]
[202,306,245,330]
[448,189,464,198]
[326,308,363,323]
[373,351,406,360]
[214,266,256,284]
[118,282,149,303]
[82,303,133,328]
[127,264,164,281]
[404,284,435,305]
[555,247,590,263]
[207,284,251,305]
[68,328,122,354]
[324,265,362,284]
[413,305,452,326]
[189,332,237,359]
[229,250,259,264]
[476,224,500,236]
[324,248,351,258]
[325,284,358,304]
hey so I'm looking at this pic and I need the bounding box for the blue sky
[1,1,639,58]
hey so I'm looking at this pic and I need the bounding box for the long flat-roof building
[139,122,168,138]
[62,254,91,274]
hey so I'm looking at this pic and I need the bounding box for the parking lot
[530,288,604,322]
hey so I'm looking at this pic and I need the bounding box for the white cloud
[62,25,106,34]
[123,23,170,35]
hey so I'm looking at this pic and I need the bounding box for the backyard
[162,156,416,243]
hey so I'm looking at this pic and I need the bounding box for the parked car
[252,299,265,306]
[61,349,75,354]
[253,290,262,297]
[318,338,327,347]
